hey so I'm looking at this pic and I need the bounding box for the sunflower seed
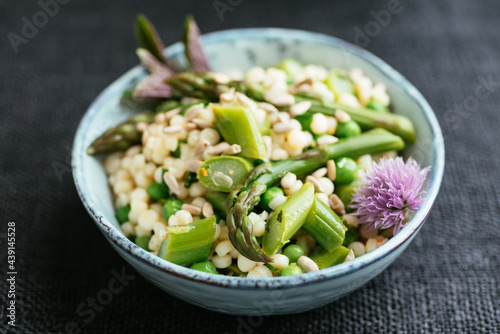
[163,172,180,195]
[185,160,203,173]
[163,125,183,134]
[289,101,312,117]
[182,204,202,216]
[223,144,241,155]
[194,139,210,155]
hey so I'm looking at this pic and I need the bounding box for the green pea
[135,236,150,251]
[335,120,361,138]
[115,205,130,224]
[147,182,169,200]
[342,226,359,246]
[162,199,183,220]
[261,186,285,211]
[335,157,358,185]
[283,244,306,263]
[366,99,388,113]
[190,261,219,274]
[281,263,303,276]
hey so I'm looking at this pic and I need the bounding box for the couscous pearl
[237,254,258,273]
[135,225,152,238]
[310,113,329,134]
[153,222,167,236]
[149,203,163,216]
[269,194,287,211]
[177,182,189,200]
[104,153,122,174]
[318,177,334,195]
[115,193,129,208]
[131,199,148,215]
[315,192,329,205]
[132,154,146,170]
[168,215,179,226]
[270,254,289,271]
[284,180,303,196]
[128,210,140,224]
[365,238,378,253]
[148,234,162,252]
[121,222,134,236]
[287,130,309,149]
[138,210,158,230]
[348,241,366,256]
[120,156,132,170]
[134,171,152,189]
[281,172,297,189]
[114,179,133,194]
[215,240,235,257]
[253,220,267,237]
[189,182,206,197]
[187,130,200,146]
[247,265,273,278]
[130,188,149,202]
[175,210,193,226]
[212,254,232,269]
[271,148,288,160]
[200,128,220,146]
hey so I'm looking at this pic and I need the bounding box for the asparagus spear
[295,95,416,143]
[224,128,404,262]
[134,14,170,65]
[165,72,415,142]
[86,112,154,155]
[183,15,212,72]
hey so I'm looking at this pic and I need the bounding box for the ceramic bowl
[72,28,444,315]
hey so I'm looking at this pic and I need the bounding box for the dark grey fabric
[1,0,499,333]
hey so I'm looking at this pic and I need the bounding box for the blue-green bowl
[72,28,444,315]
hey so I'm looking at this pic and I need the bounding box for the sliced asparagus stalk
[302,198,345,253]
[212,104,268,160]
[262,183,315,256]
[309,245,351,269]
[157,216,216,266]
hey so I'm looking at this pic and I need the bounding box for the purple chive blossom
[350,157,430,235]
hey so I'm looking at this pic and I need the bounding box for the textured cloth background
[1,0,499,333]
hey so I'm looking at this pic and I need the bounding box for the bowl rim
[72,27,445,289]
